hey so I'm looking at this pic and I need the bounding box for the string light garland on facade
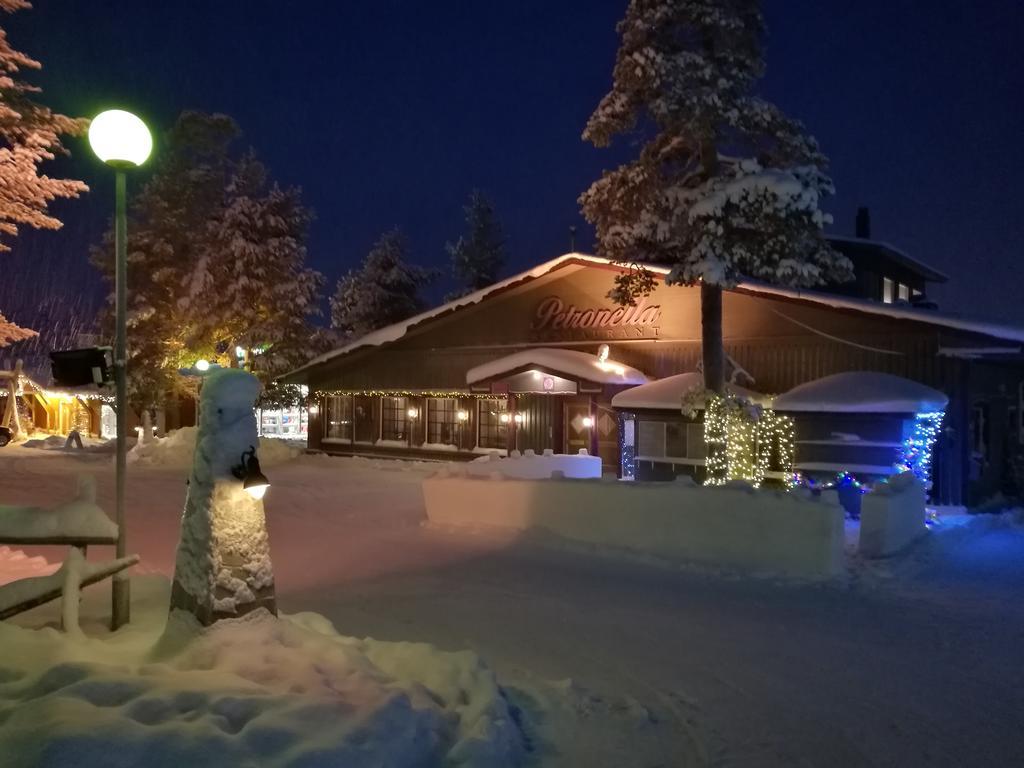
[618,411,637,481]
[314,389,496,399]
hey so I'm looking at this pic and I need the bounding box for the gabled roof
[827,235,949,283]
[284,253,1024,382]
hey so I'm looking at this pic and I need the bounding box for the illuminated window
[427,398,458,445]
[477,399,508,449]
[325,395,352,440]
[381,396,408,441]
[882,277,894,303]
[898,283,910,302]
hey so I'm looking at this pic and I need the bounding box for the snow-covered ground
[2,445,1023,766]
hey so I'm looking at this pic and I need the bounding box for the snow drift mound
[127,426,301,468]
[0,577,524,768]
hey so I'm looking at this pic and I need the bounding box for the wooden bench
[0,475,138,627]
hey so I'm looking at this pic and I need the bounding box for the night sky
[3,0,1023,328]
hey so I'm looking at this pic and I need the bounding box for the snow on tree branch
[0,1,88,251]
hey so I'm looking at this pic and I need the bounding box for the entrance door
[564,402,591,456]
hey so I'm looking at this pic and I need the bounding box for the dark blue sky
[4,0,1023,325]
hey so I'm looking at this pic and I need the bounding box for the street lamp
[88,108,152,630]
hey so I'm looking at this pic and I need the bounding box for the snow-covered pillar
[170,368,276,625]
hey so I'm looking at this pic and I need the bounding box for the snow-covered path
[2,447,1023,766]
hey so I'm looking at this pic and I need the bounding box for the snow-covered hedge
[423,474,844,578]
[127,426,300,469]
[859,472,927,557]
[464,450,602,480]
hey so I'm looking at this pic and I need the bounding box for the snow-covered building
[284,245,1024,506]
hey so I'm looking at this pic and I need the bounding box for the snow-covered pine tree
[0,0,87,251]
[187,152,324,391]
[446,190,506,298]
[91,112,241,414]
[581,0,852,393]
[330,229,437,338]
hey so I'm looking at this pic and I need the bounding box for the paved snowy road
[3,448,1023,767]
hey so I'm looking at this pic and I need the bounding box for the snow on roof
[284,252,1024,382]
[827,235,949,283]
[466,348,648,386]
[771,372,949,414]
[285,253,612,380]
[611,372,768,410]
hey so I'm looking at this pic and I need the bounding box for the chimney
[855,207,871,239]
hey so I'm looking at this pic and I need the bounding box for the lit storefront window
[477,399,508,449]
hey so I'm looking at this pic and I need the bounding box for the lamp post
[88,109,152,630]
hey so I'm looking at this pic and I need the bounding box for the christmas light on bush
[894,410,944,487]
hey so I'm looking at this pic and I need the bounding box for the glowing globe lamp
[88,109,152,167]
[195,359,210,372]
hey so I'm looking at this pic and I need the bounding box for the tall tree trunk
[701,282,725,394]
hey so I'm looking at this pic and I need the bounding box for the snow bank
[463,450,602,480]
[127,426,300,469]
[423,475,844,578]
[0,576,524,768]
[859,472,927,557]
[772,372,948,413]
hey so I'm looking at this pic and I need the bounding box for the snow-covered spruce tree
[92,113,243,414]
[581,0,852,394]
[183,152,323,391]
[446,190,506,298]
[0,0,87,252]
[330,229,437,338]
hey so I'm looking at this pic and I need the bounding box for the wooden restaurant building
[284,238,1024,506]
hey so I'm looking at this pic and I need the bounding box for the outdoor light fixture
[88,109,152,168]
[500,413,511,424]
[532,370,542,380]
[407,407,419,419]
[456,410,469,422]
[232,445,270,500]
[195,359,210,372]
[582,416,595,429]
[87,107,152,631]
[513,413,525,425]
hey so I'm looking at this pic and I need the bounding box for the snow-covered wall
[859,472,927,557]
[423,474,845,578]
[464,450,602,480]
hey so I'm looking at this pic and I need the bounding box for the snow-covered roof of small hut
[611,372,768,410]
[771,372,949,414]
[284,253,1024,383]
[466,348,648,386]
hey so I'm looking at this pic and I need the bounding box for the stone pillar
[170,369,276,625]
